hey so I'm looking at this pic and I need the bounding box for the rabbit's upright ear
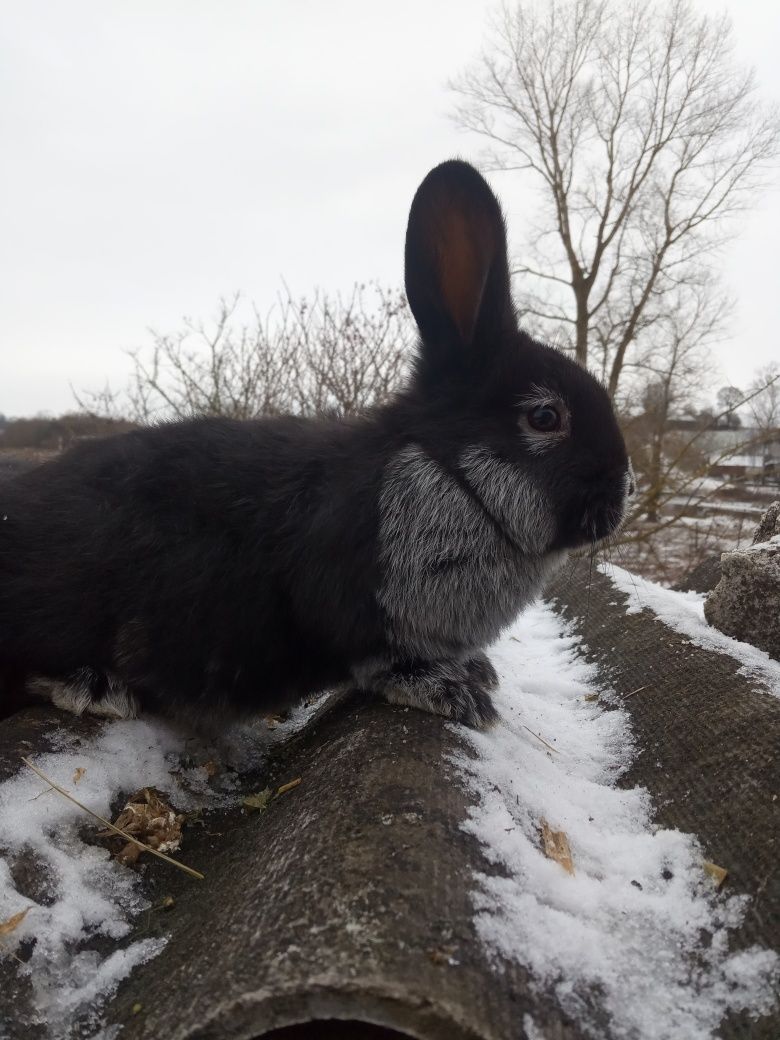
[404,160,515,367]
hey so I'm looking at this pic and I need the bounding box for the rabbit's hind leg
[30,668,139,720]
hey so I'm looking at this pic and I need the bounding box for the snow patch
[0,700,318,1038]
[455,602,778,1039]
[601,562,780,698]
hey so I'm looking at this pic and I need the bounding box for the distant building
[665,417,780,483]
[703,430,780,482]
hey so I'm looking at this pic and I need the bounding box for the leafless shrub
[77,284,414,423]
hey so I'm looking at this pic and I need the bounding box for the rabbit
[0,159,633,729]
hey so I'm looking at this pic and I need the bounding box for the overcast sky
[2,0,778,418]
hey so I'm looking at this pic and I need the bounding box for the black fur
[0,160,630,727]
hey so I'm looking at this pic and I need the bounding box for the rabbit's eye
[528,404,561,432]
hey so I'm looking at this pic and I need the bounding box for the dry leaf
[0,907,31,937]
[276,777,302,797]
[583,693,600,703]
[98,787,184,866]
[243,787,274,812]
[72,767,86,785]
[201,760,219,779]
[540,819,575,875]
[703,861,728,888]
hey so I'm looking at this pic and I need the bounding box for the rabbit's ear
[404,160,515,362]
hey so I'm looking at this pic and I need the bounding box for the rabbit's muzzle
[579,464,634,544]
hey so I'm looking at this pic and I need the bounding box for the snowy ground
[454,601,778,1039]
[0,597,778,1039]
[0,703,320,1040]
[601,563,780,699]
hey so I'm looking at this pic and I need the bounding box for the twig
[275,778,302,797]
[0,941,25,965]
[522,725,559,754]
[624,682,648,698]
[20,757,204,881]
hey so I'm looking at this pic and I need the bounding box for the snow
[601,563,780,699]
[2,596,778,1040]
[455,602,779,1040]
[0,700,319,1039]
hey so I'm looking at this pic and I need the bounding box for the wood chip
[97,787,185,867]
[540,819,575,875]
[703,861,728,888]
[428,945,458,966]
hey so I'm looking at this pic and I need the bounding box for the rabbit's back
[0,416,388,714]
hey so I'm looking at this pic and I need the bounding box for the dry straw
[21,757,205,881]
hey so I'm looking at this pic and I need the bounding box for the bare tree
[623,273,726,521]
[715,385,744,428]
[616,369,780,583]
[748,362,780,434]
[77,284,414,423]
[452,0,779,399]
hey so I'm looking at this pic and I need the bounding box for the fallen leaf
[0,907,31,936]
[583,693,600,703]
[703,861,728,888]
[72,767,86,785]
[540,819,575,875]
[201,760,219,779]
[243,787,274,812]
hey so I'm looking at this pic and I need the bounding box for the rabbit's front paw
[372,657,499,729]
[441,676,499,728]
[464,651,499,690]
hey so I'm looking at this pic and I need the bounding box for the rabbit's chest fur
[377,444,562,658]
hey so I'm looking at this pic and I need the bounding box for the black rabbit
[0,160,632,728]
